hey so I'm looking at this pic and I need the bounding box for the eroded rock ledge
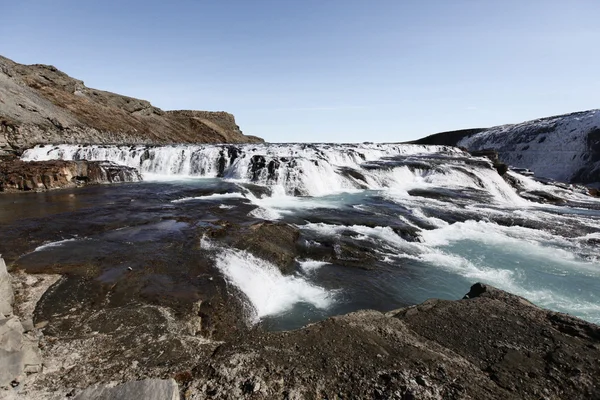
[0,158,141,192]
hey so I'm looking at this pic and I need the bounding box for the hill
[412,110,600,185]
[0,55,262,154]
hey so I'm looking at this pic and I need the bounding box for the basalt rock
[0,55,262,153]
[0,159,141,192]
[204,220,301,274]
[470,149,508,176]
[4,273,600,399]
[0,257,13,316]
[185,283,600,399]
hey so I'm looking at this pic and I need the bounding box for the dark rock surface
[0,158,141,191]
[0,55,262,154]
[182,283,600,399]
[202,220,301,274]
[6,266,599,399]
[469,149,508,175]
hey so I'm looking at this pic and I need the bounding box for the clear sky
[2,0,599,142]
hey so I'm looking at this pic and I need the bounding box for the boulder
[74,378,179,400]
[206,221,301,274]
[0,316,42,387]
[233,222,300,274]
[0,257,13,316]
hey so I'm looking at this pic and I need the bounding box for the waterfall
[22,143,527,202]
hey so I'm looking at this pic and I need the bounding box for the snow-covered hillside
[457,110,600,185]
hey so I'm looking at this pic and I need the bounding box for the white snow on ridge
[458,110,600,183]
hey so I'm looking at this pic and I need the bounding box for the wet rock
[73,378,179,400]
[232,221,300,274]
[203,220,301,274]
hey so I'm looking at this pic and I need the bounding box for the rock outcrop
[0,257,13,316]
[0,257,43,388]
[73,378,179,400]
[206,221,301,274]
[4,264,599,399]
[0,158,141,191]
[0,55,263,154]
[184,283,600,399]
[412,109,600,185]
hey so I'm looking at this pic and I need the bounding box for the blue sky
[2,0,599,142]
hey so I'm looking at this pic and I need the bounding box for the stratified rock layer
[0,158,141,191]
[0,55,262,154]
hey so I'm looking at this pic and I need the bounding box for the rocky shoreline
[2,249,599,399]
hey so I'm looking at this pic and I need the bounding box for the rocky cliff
[412,110,600,185]
[0,55,262,154]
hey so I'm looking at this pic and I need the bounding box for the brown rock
[0,159,141,192]
[0,55,263,153]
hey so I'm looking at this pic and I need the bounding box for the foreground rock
[0,257,13,315]
[0,158,141,191]
[0,54,262,154]
[179,283,600,399]
[412,109,600,185]
[202,287,600,399]
[7,269,598,399]
[0,257,43,389]
[74,379,179,400]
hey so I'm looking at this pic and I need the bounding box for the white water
[34,238,83,252]
[22,143,476,197]
[200,238,334,321]
[171,192,247,203]
[299,259,330,273]
[23,142,586,207]
[20,143,600,324]
[301,217,600,323]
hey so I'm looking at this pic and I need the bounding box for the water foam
[33,238,82,252]
[201,238,334,321]
[299,260,330,273]
[171,192,247,203]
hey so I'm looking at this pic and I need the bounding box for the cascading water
[18,142,600,328]
[23,143,521,199]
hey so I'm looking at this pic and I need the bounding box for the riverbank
[2,256,599,399]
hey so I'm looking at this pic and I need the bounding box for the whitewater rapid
[20,143,600,326]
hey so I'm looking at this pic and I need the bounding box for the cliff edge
[0,55,263,153]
